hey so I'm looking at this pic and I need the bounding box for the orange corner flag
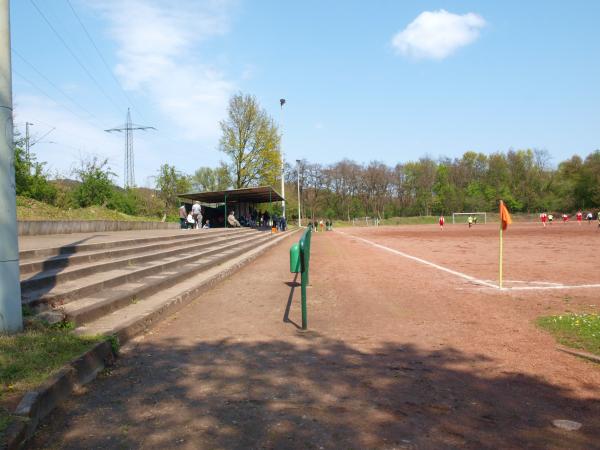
[499,200,512,230]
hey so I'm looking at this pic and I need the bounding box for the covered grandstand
[178,186,285,228]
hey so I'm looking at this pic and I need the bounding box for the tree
[219,93,281,188]
[72,157,115,207]
[155,164,191,216]
[191,163,231,192]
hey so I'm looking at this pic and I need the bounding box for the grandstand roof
[179,186,284,204]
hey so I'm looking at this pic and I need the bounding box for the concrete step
[74,230,296,341]
[19,229,250,275]
[22,232,269,308]
[20,230,255,290]
[61,233,275,326]
[18,228,255,261]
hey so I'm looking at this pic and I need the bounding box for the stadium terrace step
[18,228,253,265]
[18,228,251,275]
[21,226,298,344]
[21,231,266,308]
[61,233,274,326]
[20,229,252,291]
[74,230,294,341]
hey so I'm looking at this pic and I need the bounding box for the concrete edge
[114,229,301,344]
[18,220,179,236]
[3,340,117,450]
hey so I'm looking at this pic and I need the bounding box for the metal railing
[290,225,312,329]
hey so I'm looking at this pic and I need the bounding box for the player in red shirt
[540,212,547,227]
[576,211,582,225]
[562,213,569,223]
[439,215,445,230]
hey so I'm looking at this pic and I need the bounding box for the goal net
[452,212,487,224]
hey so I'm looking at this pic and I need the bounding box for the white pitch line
[337,231,600,292]
[482,279,564,286]
[337,231,500,289]
[504,284,600,291]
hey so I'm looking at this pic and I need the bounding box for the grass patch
[0,321,102,399]
[537,313,600,356]
[16,195,158,222]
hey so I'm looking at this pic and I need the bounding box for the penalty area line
[336,231,500,290]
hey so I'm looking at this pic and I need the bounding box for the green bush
[71,157,115,208]
[14,145,57,204]
[106,188,139,216]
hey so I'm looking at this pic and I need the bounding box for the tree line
[282,149,600,221]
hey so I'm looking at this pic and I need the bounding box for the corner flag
[500,200,512,231]
[498,200,512,289]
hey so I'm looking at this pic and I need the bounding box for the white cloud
[88,0,236,140]
[392,10,486,60]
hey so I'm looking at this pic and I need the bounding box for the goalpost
[452,212,487,224]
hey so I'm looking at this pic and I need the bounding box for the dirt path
[29,230,600,449]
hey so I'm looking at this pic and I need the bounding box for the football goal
[452,212,487,224]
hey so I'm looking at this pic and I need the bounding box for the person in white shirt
[227,211,241,227]
[191,201,202,229]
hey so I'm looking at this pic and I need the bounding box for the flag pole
[499,222,503,289]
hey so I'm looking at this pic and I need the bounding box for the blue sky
[10,0,600,187]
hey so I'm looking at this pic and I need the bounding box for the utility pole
[0,0,23,333]
[280,98,286,218]
[105,108,155,189]
[25,121,32,159]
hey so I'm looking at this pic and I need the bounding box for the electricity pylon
[105,108,155,188]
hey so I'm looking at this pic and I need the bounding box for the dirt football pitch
[29,223,600,449]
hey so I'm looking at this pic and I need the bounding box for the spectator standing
[179,204,187,229]
[191,201,202,229]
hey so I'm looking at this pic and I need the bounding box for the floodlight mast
[105,108,155,188]
[296,159,301,227]
[279,98,286,218]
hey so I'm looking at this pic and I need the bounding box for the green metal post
[301,267,307,329]
[304,227,311,285]
[298,226,312,330]
[269,189,272,224]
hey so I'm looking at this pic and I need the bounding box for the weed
[108,335,120,355]
[537,313,600,356]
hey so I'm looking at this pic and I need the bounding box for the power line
[12,48,101,123]
[29,0,125,116]
[12,68,106,129]
[65,0,148,123]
